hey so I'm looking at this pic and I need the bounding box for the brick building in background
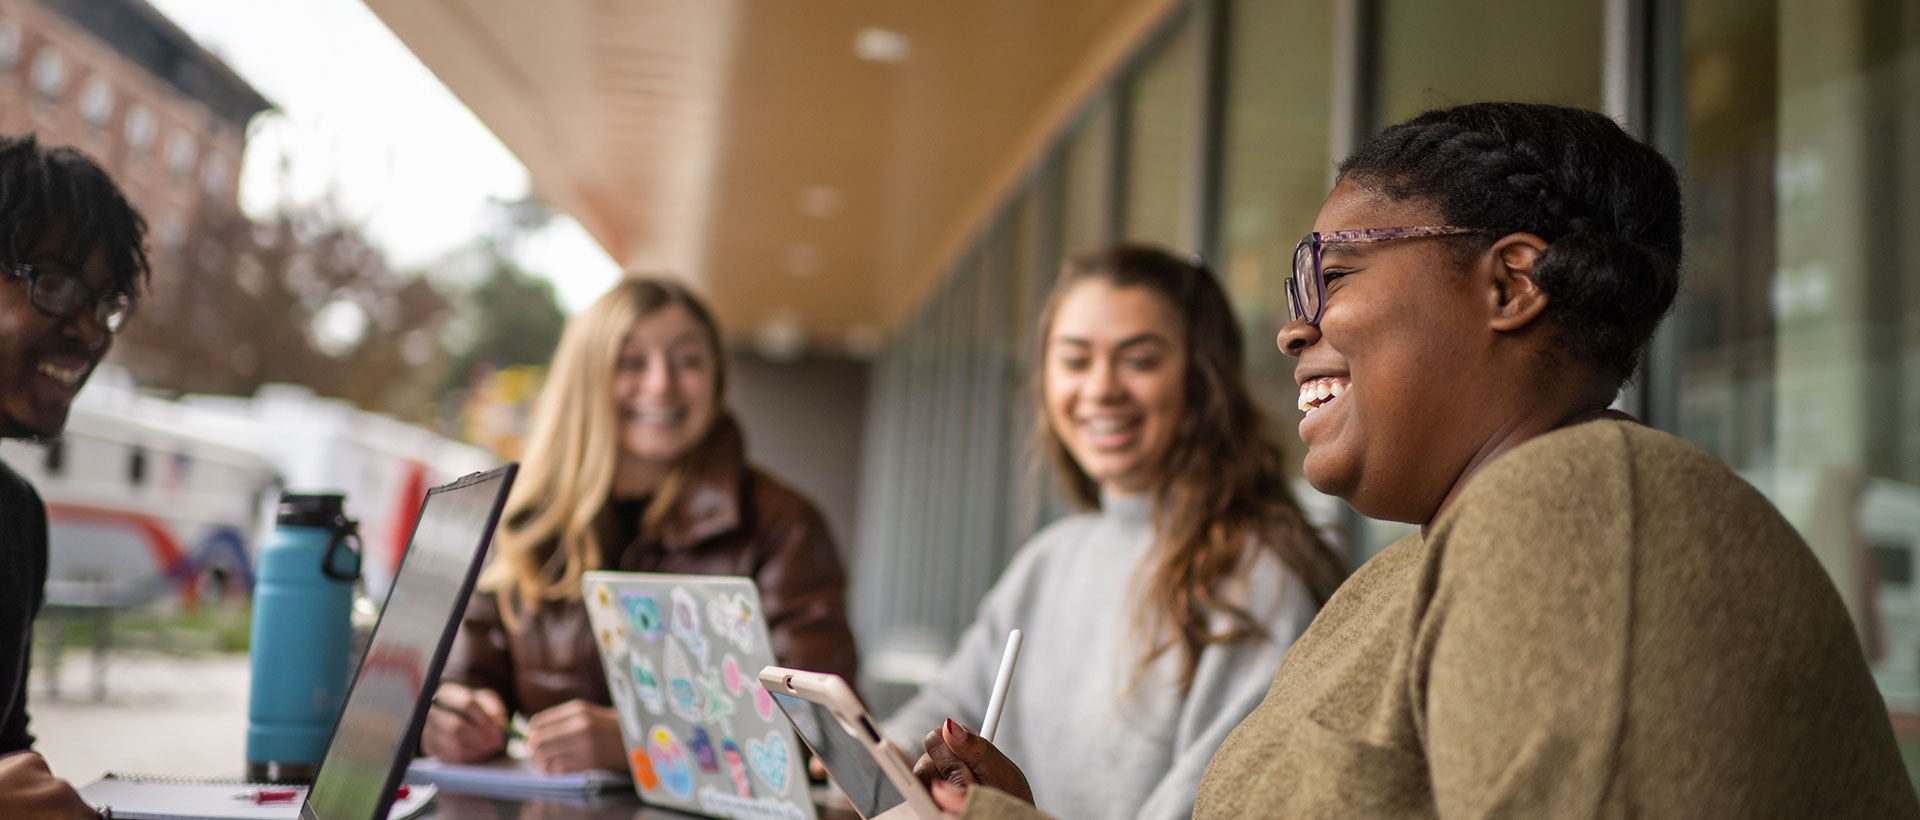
[0,0,267,251]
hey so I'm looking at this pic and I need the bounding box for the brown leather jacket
[442,415,859,717]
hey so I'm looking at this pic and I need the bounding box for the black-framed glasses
[4,261,132,334]
[1286,226,1480,326]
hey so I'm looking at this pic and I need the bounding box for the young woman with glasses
[916,103,1916,818]
[884,244,1343,820]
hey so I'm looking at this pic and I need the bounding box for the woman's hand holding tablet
[760,666,946,819]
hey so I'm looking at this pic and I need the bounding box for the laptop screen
[301,464,516,820]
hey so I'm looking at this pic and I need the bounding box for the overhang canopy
[364,0,1177,352]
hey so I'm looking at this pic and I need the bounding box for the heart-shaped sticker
[746,731,792,795]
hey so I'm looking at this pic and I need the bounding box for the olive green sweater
[964,420,1917,819]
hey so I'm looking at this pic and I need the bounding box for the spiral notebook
[405,756,628,797]
[75,773,436,820]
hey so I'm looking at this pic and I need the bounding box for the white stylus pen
[978,629,1023,743]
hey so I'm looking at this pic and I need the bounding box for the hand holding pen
[420,683,517,763]
[913,629,1031,810]
[978,629,1022,744]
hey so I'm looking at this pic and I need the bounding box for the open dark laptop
[299,463,517,820]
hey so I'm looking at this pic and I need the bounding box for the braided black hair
[1337,102,1681,384]
[0,134,150,300]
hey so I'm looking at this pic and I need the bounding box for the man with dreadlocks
[0,135,149,818]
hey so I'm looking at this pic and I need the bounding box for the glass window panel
[1373,0,1604,126]
[1347,0,1607,561]
[1060,100,1115,260]
[926,270,968,636]
[1125,12,1204,251]
[1216,0,1363,560]
[1003,188,1048,548]
[1220,0,1334,447]
[1670,0,1920,784]
[960,238,1010,621]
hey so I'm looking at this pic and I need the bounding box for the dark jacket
[0,458,46,754]
[442,415,858,717]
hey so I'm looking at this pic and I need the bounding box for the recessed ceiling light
[853,27,910,63]
[797,185,843,219]
[755,309,807,361]
[785,244,821,278]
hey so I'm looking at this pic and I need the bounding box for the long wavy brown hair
[1036,244,1345,690]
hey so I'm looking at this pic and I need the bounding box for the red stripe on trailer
[389,460,427,573]
[44,501,196,604]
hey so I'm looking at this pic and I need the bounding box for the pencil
[430,696,524,741]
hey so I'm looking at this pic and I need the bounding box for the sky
[144,0,620,314]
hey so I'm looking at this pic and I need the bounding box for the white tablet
[759,666,943,820]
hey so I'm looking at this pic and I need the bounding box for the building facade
[846,0,1920,759]
[0,0,266,252]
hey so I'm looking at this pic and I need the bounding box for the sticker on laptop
[721,654,746,696]
[698,668,736,734]
[707,592,757,652]
[670,587,710,667]
[665,639,703,722]
[720,738,753,798]
[690,727,720,772]
[747,731,793,795]
[629,747,660,791]
[623,592,665,644]
[649,725,695,800]
[607,665,644,737]
[697,787,809,820]
[753,684,776,722]
[632,654,666,716]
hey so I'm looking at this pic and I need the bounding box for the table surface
[419,784,863,820]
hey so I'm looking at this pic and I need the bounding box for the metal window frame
[858,0,1700,658]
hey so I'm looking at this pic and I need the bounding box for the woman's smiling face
[1044,279,1188,496]
[1280,180,1497,524]
[611,303,719,469]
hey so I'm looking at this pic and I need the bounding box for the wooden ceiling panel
[365,0,1177,351]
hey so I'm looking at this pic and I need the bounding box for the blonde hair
[479,277,726,622]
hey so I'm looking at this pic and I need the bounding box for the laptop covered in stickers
[581,571,816,820]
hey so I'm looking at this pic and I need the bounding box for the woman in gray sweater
[882,244,1344,820]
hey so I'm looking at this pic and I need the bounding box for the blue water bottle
[245,492,361,782]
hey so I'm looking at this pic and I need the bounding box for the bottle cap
[277,492,347,528]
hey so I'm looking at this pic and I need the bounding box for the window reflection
[1373,0,1604,126]
[1125,12,1202,251]
[1061,100,1115,261]
[1673,0,1920,782]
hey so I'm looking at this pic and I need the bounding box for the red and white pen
[231,788,300,804]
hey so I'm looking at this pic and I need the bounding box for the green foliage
[445,259,569,386]
[33,602,253,658]
[438,195,570,398]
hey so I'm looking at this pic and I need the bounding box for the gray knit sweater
[883,492,1318,820]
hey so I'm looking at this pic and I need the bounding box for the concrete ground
[27,649,251,783]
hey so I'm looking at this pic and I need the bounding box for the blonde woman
[423,278,858,773]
